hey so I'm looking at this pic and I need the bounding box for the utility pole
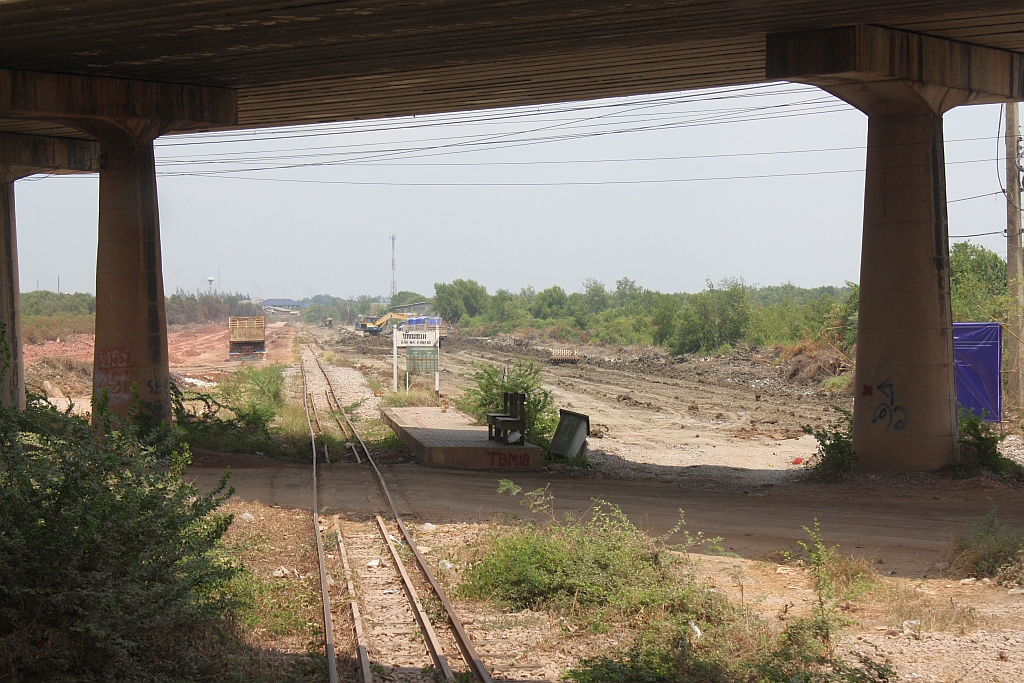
[1006,102,1023,412]
[390,234,397,299]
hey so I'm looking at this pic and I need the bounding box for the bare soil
[23,321,297,407]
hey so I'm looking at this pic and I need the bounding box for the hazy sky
[11,83,1013,300]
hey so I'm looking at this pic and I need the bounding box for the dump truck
[548,347,580,364]
[228,316,266,359]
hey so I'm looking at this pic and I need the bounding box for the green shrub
[952,409,1022,477]
[0,397,237,681]
[460,501,721,626]
[951,511,1024,586]
[801,407,857,476]
[456,357,558,450]
[171,364,314,459]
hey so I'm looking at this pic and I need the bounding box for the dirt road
[188,454,1024,577]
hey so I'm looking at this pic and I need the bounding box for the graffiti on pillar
[146,371,169,397]
[869,380,907,431]
[95,347,131,400]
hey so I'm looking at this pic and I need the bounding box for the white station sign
[396,329,440,347]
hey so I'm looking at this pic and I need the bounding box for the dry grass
[950,512,1024,586]
[321,351,350,367]
[863,579,980,634]
[380,388,441,408]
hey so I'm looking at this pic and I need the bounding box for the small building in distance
[228,316,266,359]
[389,301,433,315]
[257,298,306,316]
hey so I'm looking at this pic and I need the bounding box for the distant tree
[390,290,429,308]
[433,279,489,321]
[673,279,750,353]
[651,296,680,345]
[950,242,1007,322]
[306,294,341,306]
[20,291,95,317]
[531,286,568,319]
[613,277,642,306]
[582,278,609,314]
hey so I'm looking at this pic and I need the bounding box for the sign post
[397,327,441,396]
[392,328,398,392]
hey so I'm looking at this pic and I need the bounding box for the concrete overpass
[1,1,1022,469]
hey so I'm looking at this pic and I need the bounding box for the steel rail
[308,344,494,683]
[300,360,340,683]
[312,351,366,464]
[333,526,373,683]
[374,515,455,681]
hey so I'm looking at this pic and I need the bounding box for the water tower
[207,276,215,294]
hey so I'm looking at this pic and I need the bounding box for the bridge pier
[88,124,171,421]
[0,70,234,419]
[0,133,101,410]
[768,26,1024,470]
[0,174,22,409]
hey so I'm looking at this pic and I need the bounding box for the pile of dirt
[25,356,93,397]
[22,333,95,364]
[779,342,853,386]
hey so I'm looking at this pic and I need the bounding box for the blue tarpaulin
[953,322,1002,422]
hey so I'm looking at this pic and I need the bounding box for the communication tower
[390,234,397,299]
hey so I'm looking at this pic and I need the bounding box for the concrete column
[92,126,170,423]
[0,175,24,410]
[852,104,958,470]
[0,133,101,411]
[766,25,1024,470]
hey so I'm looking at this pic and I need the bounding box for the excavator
[355,311,408,335]
[355,312,447,337]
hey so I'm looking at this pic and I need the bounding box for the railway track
[299,347,494,683]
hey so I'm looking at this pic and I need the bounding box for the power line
[155,156,1001,186]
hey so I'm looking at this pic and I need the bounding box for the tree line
[20,290,261,342]
[424,241,1006,353]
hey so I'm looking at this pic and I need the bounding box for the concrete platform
[381,407,543,470]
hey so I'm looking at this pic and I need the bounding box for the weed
[497,479,554,515]
[561,521,892,683]
[872,580,978,633]
[950,410,1022,478]
[787,521,874,660]
[796,521,875,600]
[820,372,854,395]
[950,510,1024,586]
[801,407,857,476]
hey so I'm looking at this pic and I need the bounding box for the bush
[951,511,1024,586]
[801,407,857,476]
[456,357,559,450]
[952,409,1022,477]
[172,364,300,459]
[0,397,237,681]
[460,500,720,625]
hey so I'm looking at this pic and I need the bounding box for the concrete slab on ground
[381,406,543,470]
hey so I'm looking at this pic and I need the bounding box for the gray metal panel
[548,409,590,460]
